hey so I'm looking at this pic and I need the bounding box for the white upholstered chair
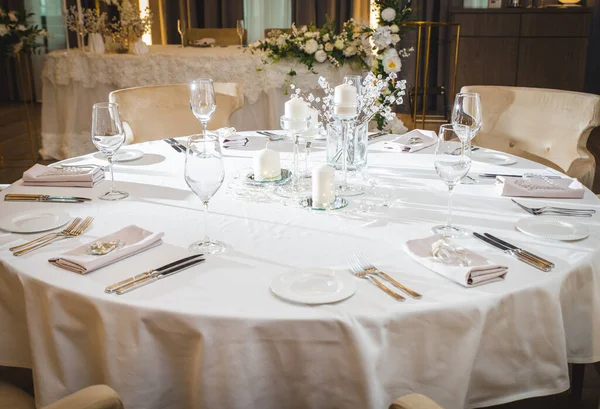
[461,86,600,189]
[109,83,244,144]
[0,382,123,409]
[389,394,444,409]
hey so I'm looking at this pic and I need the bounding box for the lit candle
[312,165,335,208]
[333,83,357,115]
[253,147,281,181]
[284,97,308,119]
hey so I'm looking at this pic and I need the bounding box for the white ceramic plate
[471,151,517,166]
[516,216,590,241]
[95,149,144,162]
[270,268,356,304]
[0,210,71,233]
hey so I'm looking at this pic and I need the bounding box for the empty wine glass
[236,20,245,46]
[190,78,216,141]
[452,92,482,143]
[91,102,128,201]
[177,19,186,47]
[185,134,225,254]
[432,124,471,237]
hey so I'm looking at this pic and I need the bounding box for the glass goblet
[274,115,311,199]
[190,78,217,142]
[91,102,128,201]
[185,134,226,254]
[236,20,245,46]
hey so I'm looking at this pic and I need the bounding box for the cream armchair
[109,83,244,144]
[389,394,444,409]
[0,382,123,409]
[461,86,600,189]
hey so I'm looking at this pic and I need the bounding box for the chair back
[186,28,246,46]
[264,28,292,38]
[461,85,600,188]
[109,83,244,144]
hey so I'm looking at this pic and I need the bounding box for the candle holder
[274,115,311,199]
[332,103,363,197]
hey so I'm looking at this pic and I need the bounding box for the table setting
[1,73,600,409]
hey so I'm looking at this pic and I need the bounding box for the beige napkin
[404,235,508,287]
[383,129,437,153]
[23,164,104,188]
[496,176,584,199]
[49,225,164,274]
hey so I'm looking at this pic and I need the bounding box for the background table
[1,134,600,409]
[40,46,355,160]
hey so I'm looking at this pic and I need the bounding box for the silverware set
[512,199,596,217]
[479,173,562,179]
[348,253,421,302]
[10,217,94,256]
[105,254,205,295]
[4,194,92,203]
[367,131,388,140]
[473,232,553,272]
[257,131,286,141]
[165,138,188,153]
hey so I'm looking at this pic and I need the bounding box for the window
[244,0,291,43]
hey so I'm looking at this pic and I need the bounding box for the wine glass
[236,20,245,46]
[432,124,471,237]
[91,102,128,201]
[185,134,225,254]
[190,78,217,141]
[177,19,187,47]
[452,92,482,144]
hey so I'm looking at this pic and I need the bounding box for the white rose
[315,49,327,63]
[384,117,408,135]
[391,34,400,45]
[0,24,8,36]
[8,11,17,22]
[381,7,396,22]
[325,42,333,52]
[390,24,399,33]
[322,33,330,42]
[276,36,287,48]
[334,39,344,50]
[343,45,357,57]
[304,38,319,54]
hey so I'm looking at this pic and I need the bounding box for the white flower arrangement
[0,8,48,56]
[66,6,108,35]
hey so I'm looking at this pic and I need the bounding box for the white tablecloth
[41,46,355,160]
[1,134,600,409]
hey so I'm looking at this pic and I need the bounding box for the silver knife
[5,194,91,202]
[105,254,204,293]
[473,232,551,272]
[483,233,554,269]
[116,258,205,295]
[479,174,562,179]
[4,197,84,203]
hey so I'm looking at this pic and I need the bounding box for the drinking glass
[177,19,186,47]
[432,124,471,237]
[452,92,482,143]
[333,102,363,197]
[190,78,217,141]
[185,134,226,254]
[91,102,128,201]
[236,20,245,46]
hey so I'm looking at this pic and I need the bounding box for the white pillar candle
[284,97,308,119]
[333,83,357,115]
[312,165,335,208]
[253,147,281,181]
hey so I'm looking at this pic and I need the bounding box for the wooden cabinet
[451,8,593,92]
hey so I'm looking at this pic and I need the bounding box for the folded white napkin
[217,127,249,148]
[194,37,215,45]
[404,235,508,287]
[496,176,584,199]
[49,225,164,274]
[23,164,104,188]
[383,129,437,153]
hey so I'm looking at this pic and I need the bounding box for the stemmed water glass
[432,124,472,237]
[177,19,187,47]
[452,92,481,183]
[236,20,245,46]
[185,135,226,254]
[190,78,216,141]
[91,102,128,201]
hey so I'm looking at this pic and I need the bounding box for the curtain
[584,3,600,94]
[195,0,244,28]
[291,0,370,30]
[244,0,291,43]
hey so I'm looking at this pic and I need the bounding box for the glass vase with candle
[326,121,368,172]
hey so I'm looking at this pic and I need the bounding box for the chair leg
[570,363,585,400]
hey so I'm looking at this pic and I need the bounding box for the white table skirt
[40,46,356,160]
[1,134,599,409]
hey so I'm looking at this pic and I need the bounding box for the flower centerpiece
[0,8,48,57]
[66,6,108,53]
[103,0,152,54]
[249,19,371,76]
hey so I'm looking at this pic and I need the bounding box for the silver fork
[353,253,422,299]
[511,199,595,217]
[13,217,94,256]
[348,255,405,301]
[9,217,82,252]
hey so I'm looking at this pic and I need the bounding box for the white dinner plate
[0,210,71,233]
[270,268,356,305]
[516,216,590,241]
[471,151,517,166]
[95,149,144,162]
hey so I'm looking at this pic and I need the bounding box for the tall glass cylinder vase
[326,121,368,172]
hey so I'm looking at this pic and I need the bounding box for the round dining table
[0,132,599,409]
